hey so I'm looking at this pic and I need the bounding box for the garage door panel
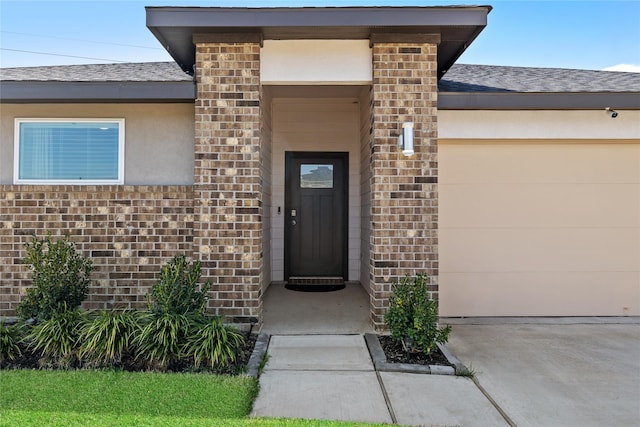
[440,144,640,184]
[440,227,639,273]
[439,142,639,316]
[440,183,639,228]
[439,272,640,317]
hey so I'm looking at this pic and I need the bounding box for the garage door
[439,141,640,317]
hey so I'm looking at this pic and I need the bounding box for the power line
[0,48,130,63]
[1,31,163,50]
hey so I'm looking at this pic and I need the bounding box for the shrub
[134,312,193,370]
[17,234,93,321]
[384,274,451,354]
[148,255,210,317]
[79,310,140,366]
[0,318,22,364]
[184,316,245,369]
[27,308,84,367]
[135,255,246,372]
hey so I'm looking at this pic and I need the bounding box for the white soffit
[261,40,372,85]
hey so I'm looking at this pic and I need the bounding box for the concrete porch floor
[261,283,374,334]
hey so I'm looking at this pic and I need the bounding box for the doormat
[285,284,346,292]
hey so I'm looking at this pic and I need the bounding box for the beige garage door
[439,141,640,317]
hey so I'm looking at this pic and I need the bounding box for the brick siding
[1,41,439,329]
[194,42,263,324]
[0,185,193,314]
[369,42,439,329]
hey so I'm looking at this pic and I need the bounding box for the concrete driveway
[445,318,640,427]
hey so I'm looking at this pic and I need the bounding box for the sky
[0,0,639,71]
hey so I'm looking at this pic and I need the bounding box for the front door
[285,152,348,280]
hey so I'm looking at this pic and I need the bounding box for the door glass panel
[300,164,333,188]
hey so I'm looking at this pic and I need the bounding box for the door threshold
[287,276,344,285]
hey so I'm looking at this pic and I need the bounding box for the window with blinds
[14,119,124,184]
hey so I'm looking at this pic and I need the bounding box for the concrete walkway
[250,334,508,426]
[251,320,640,426]
[446,319,640,427]
[262,284,373,335]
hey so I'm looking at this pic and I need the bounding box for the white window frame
[14,118,125,185]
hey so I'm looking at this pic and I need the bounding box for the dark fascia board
[438,92,640,110]
[146,6,490,28]
[0,81,196,103]
[146,6,491,77]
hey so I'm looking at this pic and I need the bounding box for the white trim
[13,118,125,185]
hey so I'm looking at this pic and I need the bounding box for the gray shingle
[2,61,639,93]
[439,64,640,93]
[0,62,191,82]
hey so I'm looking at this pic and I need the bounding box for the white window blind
[15,120,124,184]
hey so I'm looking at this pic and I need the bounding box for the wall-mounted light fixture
[397,122,414,156]
[605,107,618,118]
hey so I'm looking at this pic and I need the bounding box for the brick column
[194,41,263,324]
[369,42,439,329]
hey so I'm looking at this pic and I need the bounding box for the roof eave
[0,81,196,103]
[145,6,491,78]
[438,92,640,110]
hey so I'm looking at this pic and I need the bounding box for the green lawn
[0,370,392,427]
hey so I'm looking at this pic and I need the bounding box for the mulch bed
[378,335,453,367]
[0,333,258,374]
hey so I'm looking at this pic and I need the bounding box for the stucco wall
[261,40,372,85]
[438,110,640,140]
[0,103,195,185]
[439,139,640,317]
[270,98,361,282]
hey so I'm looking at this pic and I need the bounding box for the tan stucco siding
[0,103,195,185]
[439,140,640,317]
[438,110,640,140]
[261,40,372,85]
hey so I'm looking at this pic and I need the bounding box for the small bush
[17,234,93,321]
[384,274,451,354]
[79,310,140,366]
[148,255,210,317]
[0,319,23,363]
[184,316,245,369]
[27,308,84,367]
[133,255,213,370]
[134,312,193,370]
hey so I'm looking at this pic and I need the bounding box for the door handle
[291,219,297,226]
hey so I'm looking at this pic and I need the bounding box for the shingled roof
[440,64,640,93]
[1,62,638,108]
[0,62,194,102]
[3,61,639,92]
[0,61,190,82]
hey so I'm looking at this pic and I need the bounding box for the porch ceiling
[146,6,491,79]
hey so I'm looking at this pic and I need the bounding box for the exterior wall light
[397,122,414,156]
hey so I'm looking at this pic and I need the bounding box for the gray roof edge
[146,5,492,27]
[0,81,195,103]
[438,92,640,110]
